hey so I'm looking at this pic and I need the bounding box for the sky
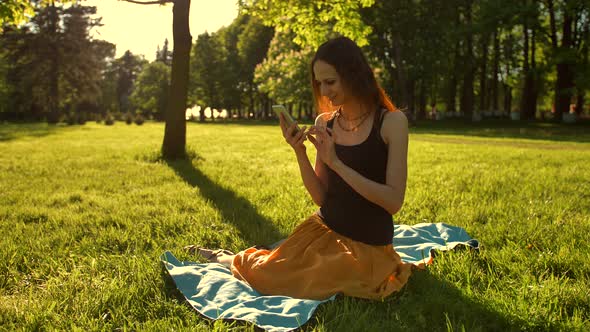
[84,0,239,61]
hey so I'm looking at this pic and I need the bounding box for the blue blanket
[160,222,479,332]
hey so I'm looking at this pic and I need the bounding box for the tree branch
[122,0,172,5]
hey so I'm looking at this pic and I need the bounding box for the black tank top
[319,108,392,245]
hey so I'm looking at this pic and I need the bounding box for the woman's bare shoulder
[381,110,408,144]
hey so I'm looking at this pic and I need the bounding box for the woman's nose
[320,85,329,96]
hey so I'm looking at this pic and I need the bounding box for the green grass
[0,120,589,331]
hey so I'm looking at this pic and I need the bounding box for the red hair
[311,37,397,114]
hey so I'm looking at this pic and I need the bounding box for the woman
[189,36,412,301]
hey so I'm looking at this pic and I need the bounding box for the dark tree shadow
[0,123,94,142]
[0,123,59,142]
[166,158,285,247]
[411,119,590,144]
[306,269,527,332]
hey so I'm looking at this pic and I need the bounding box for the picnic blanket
[160,222,479,332]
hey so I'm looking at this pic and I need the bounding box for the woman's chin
[330,99,343,107]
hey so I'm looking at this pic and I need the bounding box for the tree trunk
[417,80,426,120]
[460,0,474,120]
[162,0,192,159]
[47,1,60,124]
[407,78,415,121]
[392,36,408,111]
[550,1,575,121]
[248,82,254,119]
[492,28,500,113]
[520,15,533,120]
[575,89,585,115]
[505,85,513,114]
[479,34,489,114]
[530,28,538,118]
[447,39,460,114]
[503,36,513,114]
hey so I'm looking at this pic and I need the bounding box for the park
[1,0,589,331]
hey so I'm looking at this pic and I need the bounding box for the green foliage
[254,30,313,105]
[115,51,148,114]
[237,16,274,82]
[189,15,273,119]
[155,38,173,66]
[0,3,114,120]
[189,32,226,111]
[130,61,170,121]
[60,5,116,109]
[0,0,34,31]
[0,122,589,330]
[239,0,374,48]
[0,0,77,31]
[0,53,11,113]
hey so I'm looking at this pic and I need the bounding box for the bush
[66,113,77,126]
[77,113,87,125]
[134,114,145,125]
[124,112,133,125]
[105,113,115,126]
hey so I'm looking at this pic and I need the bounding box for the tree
[156,38,173,66]
[215,18,247,118]
[363,0,460,118]
[130,61,170,120]
[543,0,590,121]
[123,0,192,160]
[61,5,115,117]
[98,59,119,116]
[237,16,273,118]
[189,31,225,122]
[0,54,10,114]
[0,2,114,122]
[114,50,147,113]
[254,30,313,119]
[518,0,541,120]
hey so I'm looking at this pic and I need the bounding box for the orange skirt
[230,214,413,300]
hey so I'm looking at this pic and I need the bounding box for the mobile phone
[272,104,300,133]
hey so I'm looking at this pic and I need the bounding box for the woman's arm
[309,111,408,215]
[279,113,328,206]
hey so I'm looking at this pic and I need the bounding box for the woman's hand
[279,113,307,154]
[308,126,339,168]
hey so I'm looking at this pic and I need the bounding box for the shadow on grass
[309,270,525,332]
[186,118,315,128]
[166,158,285,247]
[0,123,91,142]
[411,119,590,144]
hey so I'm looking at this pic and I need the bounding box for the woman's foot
[184,245,235,264]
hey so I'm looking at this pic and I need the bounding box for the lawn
[0,120,589,331]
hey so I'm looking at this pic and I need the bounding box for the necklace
[336,109,372,132]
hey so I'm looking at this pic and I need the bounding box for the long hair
[310,36,396,114]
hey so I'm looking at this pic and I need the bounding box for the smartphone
[272,104,300,134]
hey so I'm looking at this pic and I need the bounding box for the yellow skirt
[230,214,413,300]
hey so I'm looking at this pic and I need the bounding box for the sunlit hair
[310,36,396,114]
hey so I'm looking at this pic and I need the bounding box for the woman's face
[313,60,348,107]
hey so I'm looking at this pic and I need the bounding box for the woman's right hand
[279,113,307,154]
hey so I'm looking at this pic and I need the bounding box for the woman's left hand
[308,126,339,168]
